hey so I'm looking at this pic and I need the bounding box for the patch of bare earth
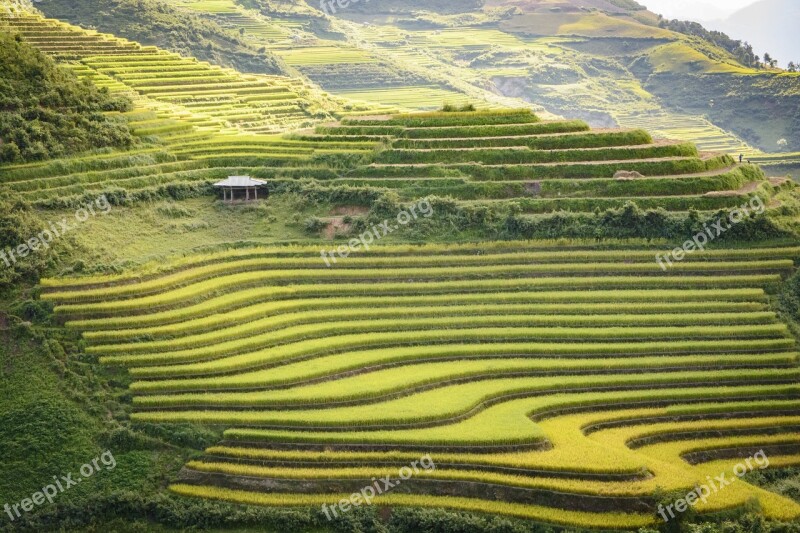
[322,206,370,239]
[769,177,791,187]
[704,181,762,197]
[322,218,348,240]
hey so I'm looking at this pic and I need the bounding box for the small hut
[213,176,267,202]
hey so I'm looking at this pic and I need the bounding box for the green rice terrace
[0,10,332,135]
[142,0,800,163]
[40,242,800,528]
[1,107,794,213]
[3,0,800,531]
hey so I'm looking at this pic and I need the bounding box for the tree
[0,33,134,163]
[658,19,757,67]
[788,62,798,72]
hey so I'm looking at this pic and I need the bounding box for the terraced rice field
[343,18,763,155]
[169,0,300,43]
[751,153,800,166]
[308,109,785,212]
[271,39,476,110]
[335,86,479,110]
[276,45,376,66]
[42,242,800,528]
[0,106,787,211]
[0,134,376,205]
[0,11,322,134]
[615,111,758,156]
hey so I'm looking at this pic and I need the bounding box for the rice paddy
[43,242,800,527]
[7,4,800,528]
[0,103,786,214]
[0,11,328,137]
[1,10,784,213]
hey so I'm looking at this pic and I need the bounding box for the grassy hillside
[0,32,134,163]
[4,104,796,233]
[150,0,798,159]
[1,1,800,531]
[25,0,800,157]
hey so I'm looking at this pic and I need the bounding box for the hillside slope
[36,0,288,75]
[170,0,799,160]
[0,32,134,163]
[1,1,800,532]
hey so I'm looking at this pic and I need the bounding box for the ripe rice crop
[87,306,775,346]
[94,311,784,358]
[70,287,768,332]
[123,334,794,379]
[169,484,656,529]
[130,375,800,427]
[46,274,783,316]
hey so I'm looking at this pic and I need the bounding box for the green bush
[779,270,800,320]
[0,33,135,164]
[0,194,54,287]
[303,216,329,235]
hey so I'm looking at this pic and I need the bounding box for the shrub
[0,33,135,164]
[304,217,329,235]
[0,194,53,286]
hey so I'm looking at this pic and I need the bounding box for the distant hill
[719,0,800,66]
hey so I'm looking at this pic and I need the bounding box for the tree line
[657,18,794,71]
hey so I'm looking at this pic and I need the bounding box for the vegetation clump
[0,32,134,163]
